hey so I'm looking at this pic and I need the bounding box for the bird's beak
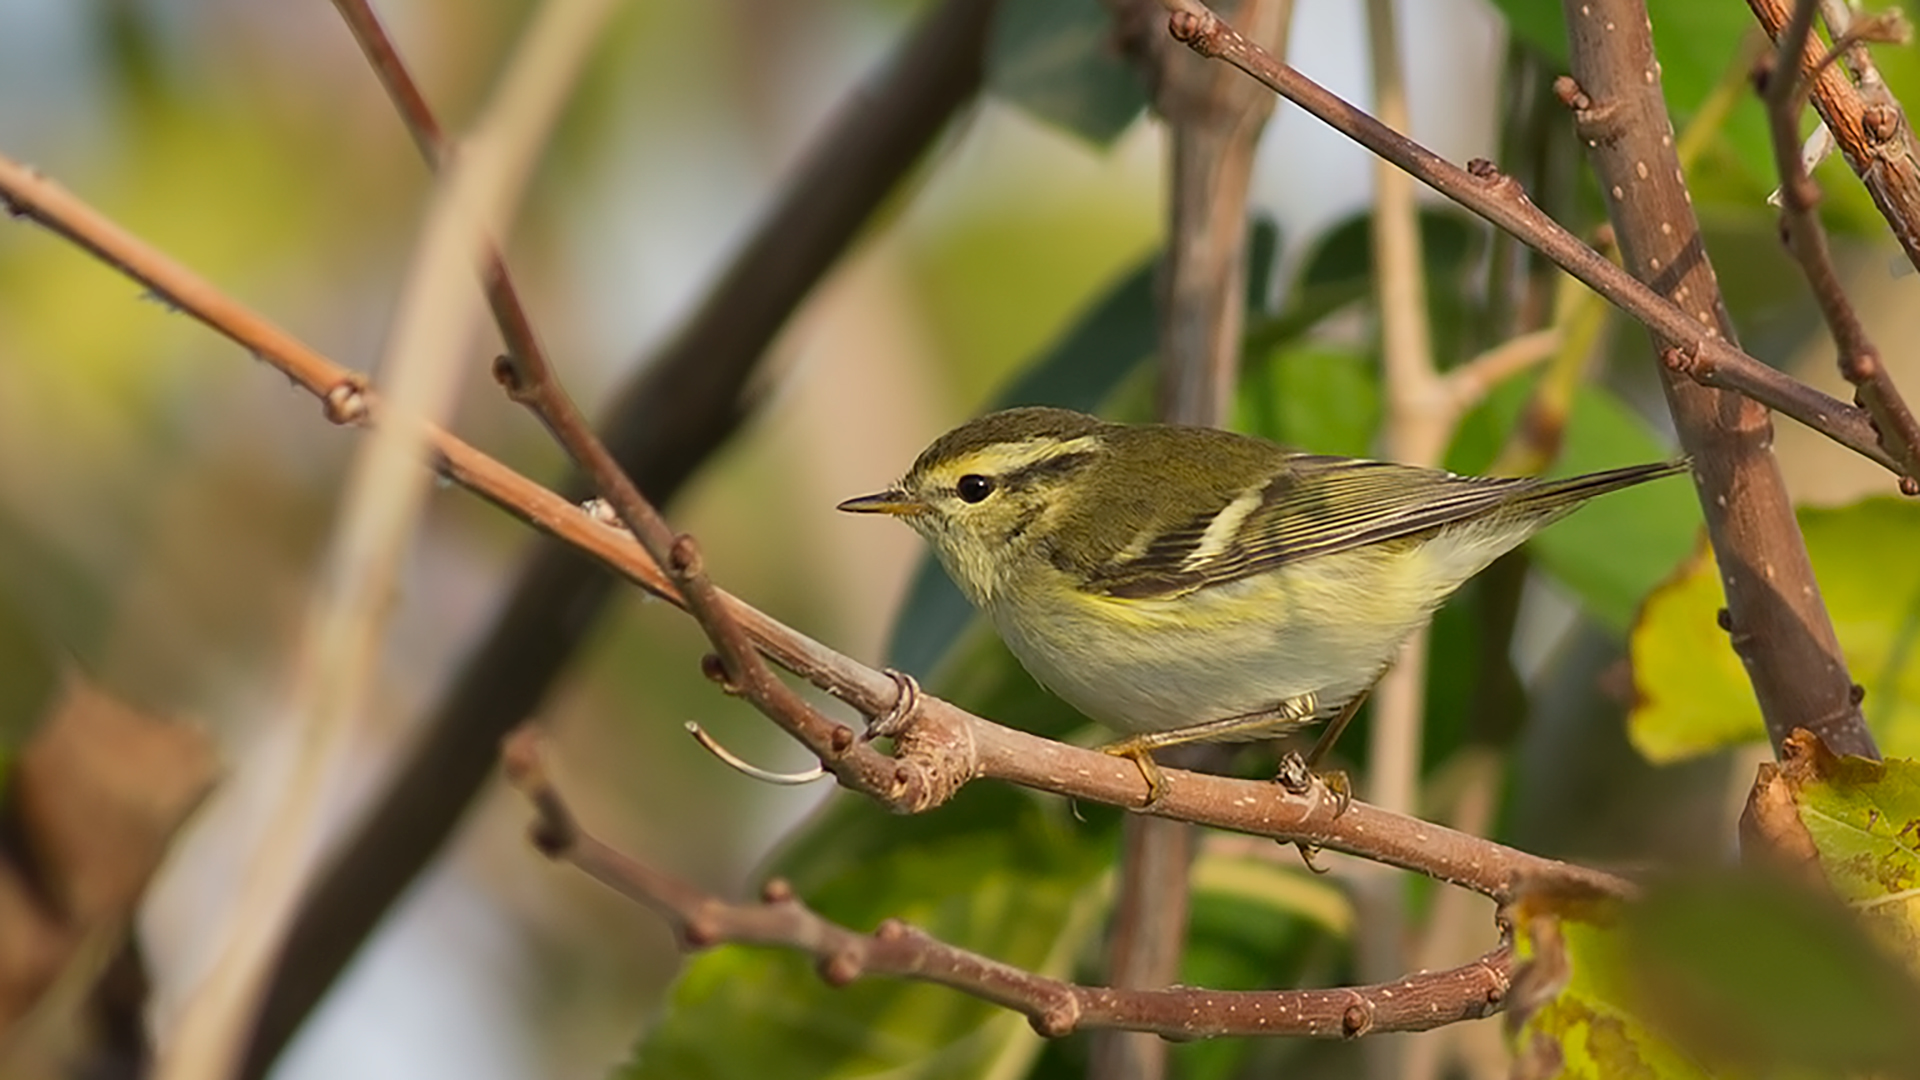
[837,489,926,517]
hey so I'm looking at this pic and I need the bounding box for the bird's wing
[1085,456,1535,600]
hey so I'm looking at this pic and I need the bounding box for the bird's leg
[1275,682,1376,817]
[1100,694,1319,808]
[1274,684,1379,871]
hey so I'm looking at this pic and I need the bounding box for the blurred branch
[1446,328,1562,412]
[329,0,565,447]
[0,152,1634,905]
[502,728,1515,1040]
[242,0,999,1073]
[1755,0,1920,486]
[1158,3,1908,482]
[158,0,621,1075]
[1497,46,1753,477]
[1555,0,1877,760]
[1100,0,1290,1074]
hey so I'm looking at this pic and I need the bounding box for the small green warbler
[840,406,1687,802]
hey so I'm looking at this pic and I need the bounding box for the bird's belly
[990,549,1439,737]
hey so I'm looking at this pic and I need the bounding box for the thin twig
[329,0,561,436]
[483,226,889,821]
[1443,328,1563,413]
[0,152,1633,904]
[501,729,1516,1040]
[1157,4,1907,482]
[1757,0,1920,490]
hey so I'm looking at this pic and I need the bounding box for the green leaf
[1253,207,1482,372]
[986,0,1147,146]
[1444,377,1698,633]
[1629,499,1920,763]
[1626,544,1755,764]
[1509,889,1712,1080]
[1511,870,1920,1078]
[1234,344,1380,458]
[1291,208,1478,293]
[886,257,1157,677]
[1781,747,1920,977]
[1621,873,1920,1075]
[1173,869,1348,1080]
[1179,852,1350,995]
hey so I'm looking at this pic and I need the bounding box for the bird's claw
[1292,841,1330,874]
[1274,752,1352,818]
[864,669,922,741]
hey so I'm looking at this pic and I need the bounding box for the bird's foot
[1099,739,1170,809]
[1274,750,1352,818]
[863,669,922,741]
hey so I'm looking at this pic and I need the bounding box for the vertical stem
[1562,0,1875,759]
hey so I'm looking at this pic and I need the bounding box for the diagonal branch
[1160,0,1882,758]
[1158,3,1908,484]
[329,0,563,444]
[502,728,1515,1041]
[1744,0,1920,274]
[0,151,1632,905]
[158,1,623,1075]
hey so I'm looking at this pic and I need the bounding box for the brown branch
[1744,0,1920,274]
[501,728,1515,1041]
[483,264,880,825]
[1554,0,1877,760]
[1754,0,1920,490]
[0,152,1633,906]
[1159,5,1909,483]
[329,0,562,448]
[237,1,1000,1072]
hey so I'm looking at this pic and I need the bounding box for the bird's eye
[956,474,996,503]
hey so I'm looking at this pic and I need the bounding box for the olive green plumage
[841,406,1687,769]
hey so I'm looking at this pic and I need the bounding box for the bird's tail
[1515,457,1692,516]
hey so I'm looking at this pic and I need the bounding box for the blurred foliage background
[2,0,1919,1077]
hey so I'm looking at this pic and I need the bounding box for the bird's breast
[986,546,1448,736]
